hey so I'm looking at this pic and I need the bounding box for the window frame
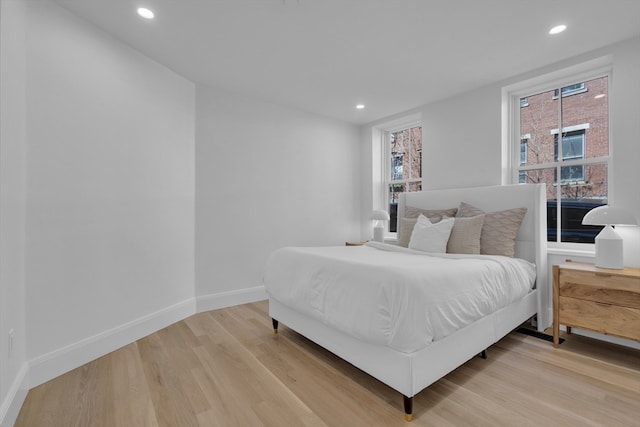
[503,63,612,248]
[382,121,423,235]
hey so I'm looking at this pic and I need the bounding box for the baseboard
[196,285,267,313]
[568,328,640,351]
[27,286,268,389]
[0,363,29,427]
[10,286,267,418]
[28,297,197,389]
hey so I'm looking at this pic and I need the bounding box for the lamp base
[373,226,384,242]
[594,225,624,269]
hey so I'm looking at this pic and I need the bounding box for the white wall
[22,1,196,387]
[195,85,361,307]
[422,85,503,190]
[0,0,29,424]
[2,1,361,418]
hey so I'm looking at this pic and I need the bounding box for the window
[553,82,586,97]
[520,139,528,165]
[513,75,609,243]
[554,130,585,183]
[518,138,528,183]
[386,126,422,232]
[391,154,404,181]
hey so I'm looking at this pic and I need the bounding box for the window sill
[547,243,595,258]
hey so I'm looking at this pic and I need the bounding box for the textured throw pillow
[446,215,485,254]
[408,215,455,253]
[404,206,458,220]
[456,202,527,257]
[399,206,458,248]
[397,217,419,248]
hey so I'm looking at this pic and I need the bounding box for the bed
[264,184,549,421]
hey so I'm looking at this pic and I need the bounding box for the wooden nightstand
[553,262,640,348]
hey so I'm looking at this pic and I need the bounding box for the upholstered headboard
[398,184,550,328]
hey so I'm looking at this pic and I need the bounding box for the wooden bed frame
[269,184,549,421]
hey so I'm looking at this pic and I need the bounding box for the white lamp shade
[582,205,638,226]
[371,210,390,221]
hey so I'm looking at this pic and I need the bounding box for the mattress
[264,242,536,353]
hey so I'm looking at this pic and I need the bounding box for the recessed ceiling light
[549,24,566,35]
[356,104,365,109]
[137,7,155,19]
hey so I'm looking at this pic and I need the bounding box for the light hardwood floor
[15,300,640,426]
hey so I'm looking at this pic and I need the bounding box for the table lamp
[371,210,390,242]
[582,205,638,269]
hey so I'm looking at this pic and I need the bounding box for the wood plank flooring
[15,300,640,426]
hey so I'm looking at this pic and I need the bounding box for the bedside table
[552,262,640,348]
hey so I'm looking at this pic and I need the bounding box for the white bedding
[264,241,536,353]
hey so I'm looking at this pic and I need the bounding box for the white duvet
[264,242,536,353]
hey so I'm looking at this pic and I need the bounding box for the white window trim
[550,123,590,134]
[372,114,422,239]
[385,128,422,185]
[501,57,612,249]
[384,123,423,236]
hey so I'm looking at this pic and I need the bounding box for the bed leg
[403,395,413,422]
[480,349,487,359]
[272,318,279,334]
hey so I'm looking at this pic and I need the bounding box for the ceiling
[52,0,640,125]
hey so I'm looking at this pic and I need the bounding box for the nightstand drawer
[559,296,640,341]
[559,270,640,310]
[554,263,640,347]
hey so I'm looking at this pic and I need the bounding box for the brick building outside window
[518,76,609,243]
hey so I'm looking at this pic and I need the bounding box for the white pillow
[408,215,455,253]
